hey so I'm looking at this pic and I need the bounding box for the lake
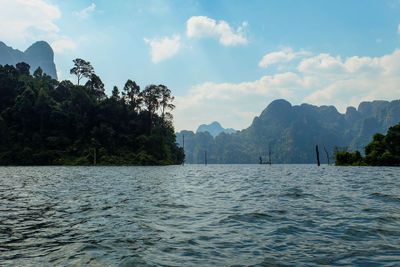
[0,165,399,266]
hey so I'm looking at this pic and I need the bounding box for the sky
[1,0,400,131]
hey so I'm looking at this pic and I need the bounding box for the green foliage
[123,79,141,110]
[112,86,120,100]
[0,62,184,166]
[334,149,364,166]
[16,62,30,76]
[85,74,106,99]
[33,67,43,78]
[70,58,94,85]
[159,84,175,117]
[335,124,400,166]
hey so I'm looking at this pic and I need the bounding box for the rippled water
[0,165,400,266]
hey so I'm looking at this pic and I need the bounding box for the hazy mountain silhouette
[176,99,400,164]
[196,121,236,137]
[0,41,57,79]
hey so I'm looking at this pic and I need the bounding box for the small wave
[272,225,305,235]
[156,203,188,209]
[281,187,316,199]
[219,212,273,224]
[372,215,400,223]
[118,255,152,267]
[369,192,400,203]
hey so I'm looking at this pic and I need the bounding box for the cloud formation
[259,48,310,68]
[302,50,400,109]
[144,35,181,63]
[174,49,400,131]
[51,39,77,53]
[0,0,61,43]
[186,16,248,46]
[174,72,307,130]
[74,3,96,19]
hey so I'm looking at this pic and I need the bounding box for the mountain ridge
[196,121,236,137]
[176,99,400,164]
[0,41,57,79]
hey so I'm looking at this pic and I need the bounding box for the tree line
[334,123,400,166]
[0,59,184,165]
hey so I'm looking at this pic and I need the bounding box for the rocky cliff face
[177,99,400,164]
[196,121,236,137]
[0,41,57,79]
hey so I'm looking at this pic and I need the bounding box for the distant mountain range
[196,121,236,137]
[0,41,57,79]
[176,99,400,164]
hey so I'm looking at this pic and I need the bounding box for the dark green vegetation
[0,60,184,165]
[0,41,57,79]
[177,99,400,164]
[334,123,400,166]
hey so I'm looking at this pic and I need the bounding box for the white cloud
[51,39,77,53]
[144,35,181,63]
[0,0,61,43]
[174,49,400,131]
[186,16,248,46]
[398,24,400,34]
[298,53,345,74]
[303,49,400,108]
[298,53,383,77]
[173,72,308,130]
[258,48,311,68]
[74,3,96,19]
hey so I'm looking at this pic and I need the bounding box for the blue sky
[2,0,400,131]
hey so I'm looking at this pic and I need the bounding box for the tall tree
[16,62,30,76]
[159,84,175,117]
[12,86,36,132]
[140,84,161,132]
[112,86,120,100]
[35,88,55,134]
[123,79,141,111]
[385,124,400,156]
[70,58,94,85]
[33,67,43,78]
[85,74,106,99]
[141,84,160,115]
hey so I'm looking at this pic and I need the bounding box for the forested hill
[0,61,184,165]
[176,99,400,164]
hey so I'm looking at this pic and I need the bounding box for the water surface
[0,165,399,266]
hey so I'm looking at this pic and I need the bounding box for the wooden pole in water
[205,150,207,165]
[93,148,96,166]
[323,146,330,166]
[316,145,320,166]
[268,146,272,165]
[182,134,185,166]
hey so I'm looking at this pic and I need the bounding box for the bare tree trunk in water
[323,146,330,165]
[316,145,320,166]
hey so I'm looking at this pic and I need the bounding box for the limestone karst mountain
[177,99,400,164]
[196,121,236,137]
[0,41,57,79]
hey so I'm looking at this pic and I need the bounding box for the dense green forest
[0,60,184,165]
[334,123,400,166]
